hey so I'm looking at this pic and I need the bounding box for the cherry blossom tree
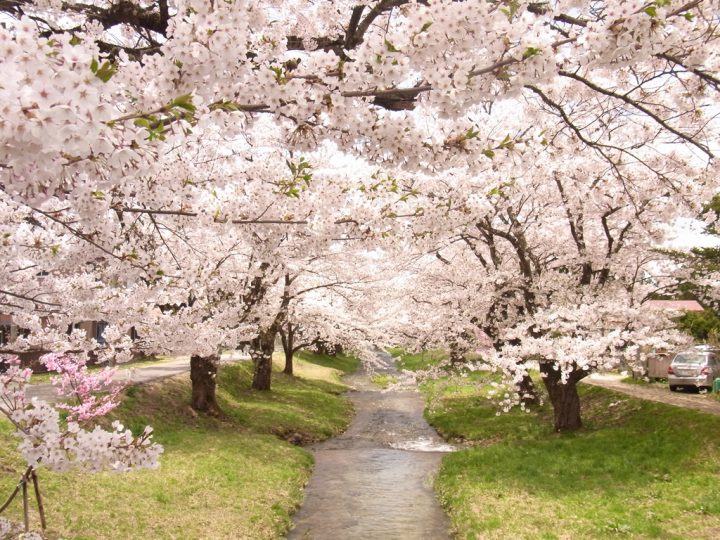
[1,0,718,438]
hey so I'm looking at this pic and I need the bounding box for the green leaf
[209,100,239,112]
[522,47,541,60]
[499,134,514,149]
[69,35,82,46]
[133,118,152,128]
[683,12,694,21]
[384,39,400,53]
[500,0,520,21]
[420,21,433,32]
[465,127,480,140]
[482,149,495,159]
[94,61,117,82]
[90,58,99,74]
[170,94,196,113]
[91,190,105,200]
[643,6,657,17]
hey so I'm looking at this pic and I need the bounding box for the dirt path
[25,350,248,403]
[287,352,453,540]
[584,373,720,416]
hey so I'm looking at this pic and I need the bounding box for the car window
[674,353,706,364]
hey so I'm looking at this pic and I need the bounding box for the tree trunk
[518,373,539,406]
[250,329,276,390]
[280,323,294,375]
[540,362,586,432]
[283,349,293,375]
[313,340,329,355]
[190,354,221,415]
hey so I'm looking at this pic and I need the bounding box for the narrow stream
[287,352,453,539]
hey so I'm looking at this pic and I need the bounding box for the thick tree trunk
[518,373,539,406]
[190,354,221,415]
[540,362,586,432]
[250,329,276,390]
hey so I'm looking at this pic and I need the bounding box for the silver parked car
[668,345,720,391]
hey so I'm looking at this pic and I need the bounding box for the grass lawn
[0,352,356,539]
[423,372,720,539]
[293,350,360,377]
[394,349,448,371]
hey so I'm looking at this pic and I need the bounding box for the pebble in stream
[287,353,453,540]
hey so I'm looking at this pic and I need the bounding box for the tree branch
[559,70,714,158]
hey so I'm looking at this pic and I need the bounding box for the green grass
[385,347,404,358]
[423,372,720,539]
[0,356,356,539]
[621,376,667,386]
[395,349,448,371]
[293,350,360,375]
[370,373,397,389]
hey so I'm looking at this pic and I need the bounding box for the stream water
[287,352,453,539]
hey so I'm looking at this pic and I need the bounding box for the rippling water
[287,353,453,539]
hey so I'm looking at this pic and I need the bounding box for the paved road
[25,351,248,403]
[584,373,720,416]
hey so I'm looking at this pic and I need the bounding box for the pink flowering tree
[0,354,162,533]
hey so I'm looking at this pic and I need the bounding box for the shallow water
[287,352,453,539]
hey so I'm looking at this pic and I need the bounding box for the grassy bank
[293,350,360,378]
[0,353,356,539]
[389,348,448,371]
[422,372,720,539]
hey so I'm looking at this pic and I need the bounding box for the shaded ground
[584,373,720,416]
[287,351,452,540]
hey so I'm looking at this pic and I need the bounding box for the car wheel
[669,385,678,392]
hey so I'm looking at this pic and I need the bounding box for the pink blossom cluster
[0,355,162,474]
[42,353,123,422]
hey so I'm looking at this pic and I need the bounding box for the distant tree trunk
[250,329,276,390]
[190,354,221,415]
[279,323,294,375]
[313,339,329,355]
[450,341,465,366]
[518,373,539,406]
[540,362,586,432]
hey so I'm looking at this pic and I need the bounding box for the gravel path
[584,373,720,416]
[25,351,248,403]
